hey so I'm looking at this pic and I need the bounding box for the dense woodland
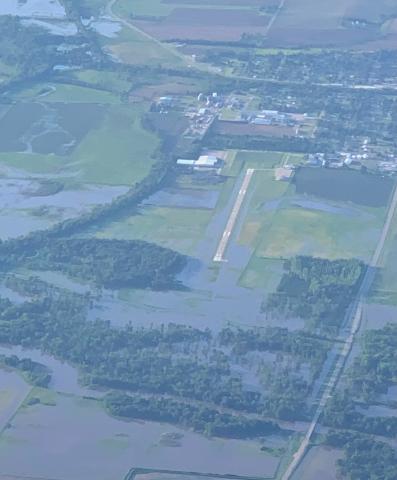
[322,323,397,439]
[0,274,336,422]
[0,238,186,290]
[104,392,280,439]
[325,430,397,480]
[0,354,50,387]
[266,256,364,333]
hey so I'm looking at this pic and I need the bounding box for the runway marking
[213,168,255,262]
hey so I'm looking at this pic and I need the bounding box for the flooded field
[0,177,127,240]
[0,345,99,398]
[0,370,31,433]
[0,103,105,155]
[0,395,280,480]
[291,446,342,480]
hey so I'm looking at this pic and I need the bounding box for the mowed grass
[94,206,213,255]
[235,150,285,169]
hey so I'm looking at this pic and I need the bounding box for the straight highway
[281,182,397,479]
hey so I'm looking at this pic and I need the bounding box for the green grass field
[68,104,159,185]
[0,99,159,187]
[235,150,285,169]
[16,83,120,104]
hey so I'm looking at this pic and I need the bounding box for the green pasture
[68,104,159,185]
[16,83,120,104]
[0,101,159,186]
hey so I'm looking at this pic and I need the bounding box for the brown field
[213,120,296,137]
[265,0,397,48]
[132,8,270,41]
[266,27,378,48]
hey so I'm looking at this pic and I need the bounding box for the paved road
[264,0,287,37]
[281,183,397,479]
[213,169,255,262]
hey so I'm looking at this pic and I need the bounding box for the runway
[213,168,254,262]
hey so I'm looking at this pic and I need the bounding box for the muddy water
[0,395,280,480]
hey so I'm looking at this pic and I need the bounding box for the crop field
[265,0,397,48]
[115,0,275,43]
[132,8,271,42]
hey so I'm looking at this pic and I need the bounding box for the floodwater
[362,302,397,330]
[90,19,122,38]
[85,171,267,331]
[0,0,66,18]
[0,395,280,480]
[0,369,31,433]
[357,404,397,418]
[22,18,78,36]
[291,446,342,480]
[0,345,100,398]
[0,177,128,239]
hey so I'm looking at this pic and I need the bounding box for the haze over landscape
[0,1,397,479]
